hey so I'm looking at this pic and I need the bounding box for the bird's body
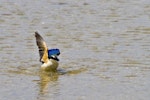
[35,32,60,72]
[41,59,58,71]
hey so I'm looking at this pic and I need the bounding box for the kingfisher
[35,32,60,72]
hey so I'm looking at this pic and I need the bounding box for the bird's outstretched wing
[35,32,49,63]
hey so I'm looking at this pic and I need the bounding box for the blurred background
[0,0,150,100]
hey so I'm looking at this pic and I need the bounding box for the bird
[35,31,60,72]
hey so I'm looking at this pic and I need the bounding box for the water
[0,0,150,100]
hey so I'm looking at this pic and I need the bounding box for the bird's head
[48,49,60,61]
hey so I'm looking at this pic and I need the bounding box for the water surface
[0,0,150,100]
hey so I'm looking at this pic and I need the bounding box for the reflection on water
[0,0,150,100]
[38,71,59,95]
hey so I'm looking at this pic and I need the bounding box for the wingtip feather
[35,31,39,37]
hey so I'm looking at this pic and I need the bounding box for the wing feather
[35,32,49,63]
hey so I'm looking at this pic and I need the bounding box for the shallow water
[0,0,150,100]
